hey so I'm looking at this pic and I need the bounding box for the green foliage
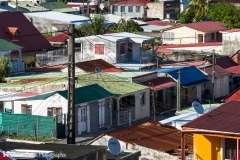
[178,0,209,23]
[209,2,240,28]
[78,15,106,37]
[109,18,143,33]
[24,56,36,69]
[0,56,10,83]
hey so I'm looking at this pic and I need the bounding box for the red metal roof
[140,77,176,90]
[16,92,39,97]
[107,120,193,154]
[26,65,66,72]
[47,33,69,43]
[201,65,230,78]
[0,151,15,160]
[182,100,240,134]
[113,0,149,5]
[225,65,240,74]
[0,11,53,53]
[221,28,240,33]
[224,87,240,103]
[75,59,123,73]
[147,20,172,26]
[214,56,238,69]
[184,21,227,33]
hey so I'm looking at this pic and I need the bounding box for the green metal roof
[17,84,113,104]
[76,73,149,95]
[0,39,22,52]
[40,2,76,13]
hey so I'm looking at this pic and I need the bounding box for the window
[47,107,62,116]
[211,33,214,40]
[114,6,118,12]
[21,104,32,114]
[128,43,132,52]
[128,6,133,12]
[136,6,140,12]
[140,93,145,105]
[95,44,104,55]
[163,32,175,40]
[120,43,126,54]
[121,6,125,12]
[0,101,3,112]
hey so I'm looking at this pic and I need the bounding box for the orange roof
[8,27,18,35]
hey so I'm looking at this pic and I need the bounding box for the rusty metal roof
[140,77,176,91]
[107,120,193,154]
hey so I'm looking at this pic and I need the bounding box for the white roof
[24,11,90,25]
[99,32,153,43]
[141,25,171,32]
[104,14,147,25]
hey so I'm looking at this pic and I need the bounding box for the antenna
[108,137,121,156]
[192,101,204,114]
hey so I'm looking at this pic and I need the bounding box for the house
[40,2,78,14]
[24,11,90,33]
[76,72,151,126]
[47,32,69,48]
[214,56,240,92]
[13,84,114,136]
[161,21,227,45]
[89,120,193,160]
[0,11,53,58]
[181,100,240,160]
[157,66,210,110]
[223,86,240,103]
[110,0,180,20]
[61,59,124,73]
[75,32,155,68]
[220,28,240,55]
[0,39,24,74]
[8,1,49,12]
[231,50,240,65]
[155,42,223,62]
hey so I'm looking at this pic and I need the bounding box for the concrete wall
[111,5,144,18]
[147,2,164,19]
[222,32,240,55]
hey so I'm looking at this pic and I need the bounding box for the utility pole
[212,49,215,103]
[177,70,181,111]
[67,24,76,144]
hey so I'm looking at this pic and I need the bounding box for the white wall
[13,94,68,116]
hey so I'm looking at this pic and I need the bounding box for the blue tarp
[158,66,210,87]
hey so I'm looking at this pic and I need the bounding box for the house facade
[181,100,240,160]
[0,39,25,75]
[161,21,227,45]
[13,84,113,136]
[75,32,155,64]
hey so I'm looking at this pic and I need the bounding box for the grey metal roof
[140,25,171,32]
[24,11,90,25]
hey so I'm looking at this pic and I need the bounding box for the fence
[0,113,55,139]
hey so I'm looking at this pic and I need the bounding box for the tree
[78,15,106,37]
[209,2,240,28]
[0,56,10,83]
[109,18,143,33]
[178,0,209,23]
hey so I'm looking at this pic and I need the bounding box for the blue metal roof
[158,66,210,87]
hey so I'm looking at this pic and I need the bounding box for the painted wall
[194,134,221,160]
[222,31,240,55]
[111,5,144,18]
[147,2,164,19]
[12,93,68,116]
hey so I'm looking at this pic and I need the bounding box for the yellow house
[181,100,240,160]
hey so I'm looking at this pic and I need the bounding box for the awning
[158,66,210,87]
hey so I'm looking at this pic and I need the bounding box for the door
[78,107,87,135]
[99,101,105,128]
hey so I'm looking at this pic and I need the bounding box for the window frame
[21,104,32,115]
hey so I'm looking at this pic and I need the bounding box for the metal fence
[0,113,55,138]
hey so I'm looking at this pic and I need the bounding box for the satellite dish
[192,101,204,114]
[108,137,121,156]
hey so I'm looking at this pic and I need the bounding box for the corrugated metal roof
[24,11,90,25]
[16,84,113,104]
[0,39,22,52]
[104,14,147,25]
[224,87,240,103]
[158,66,210,87]
[9,1,49,12]
[201,65,230,77]
[76,72,149,95]
[140,77,176,90]
[40,2,76,13]
[140,25,171,32]
[182,100,240,134]
[107,120,193,154]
